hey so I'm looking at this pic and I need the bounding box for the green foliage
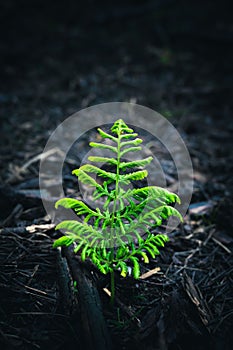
[53,119,182,302]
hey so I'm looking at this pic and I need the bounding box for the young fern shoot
[53,119,182,303]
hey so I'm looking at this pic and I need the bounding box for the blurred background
[1,0,232,119]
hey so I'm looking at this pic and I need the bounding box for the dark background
[1,0,232,109]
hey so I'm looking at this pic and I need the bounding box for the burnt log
[62,246,112,350]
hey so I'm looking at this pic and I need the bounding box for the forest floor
[0,1,233,349]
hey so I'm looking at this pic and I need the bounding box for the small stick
[212,237,231,254]
[139,267,161,280]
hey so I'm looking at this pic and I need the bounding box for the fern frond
[159,205,183,221]
[116,245,129,259]
[52,236,74,248]
[78,164,116,181]
[121,138,143,148]
[88,156,117,165]
[129,256,140,278]
[101,170,148,187]
[74,240,86,253]
[143,245,156,258]
[55,220,103,240]
[144,242,160,255]
[72,169,103,189]
[119,156,153,170]
[123,170,148,182]
[111,119,134,134]
[121,186,181,205]
[89,142,117,153]
[81,244,89,261]
[139,233,169,258]
[120,133,138,139]
[117,187,181,224]
[55,198,105,221]
[127,205,183,232]
[120,146,142,157]
[116,261,128,277]
[139,251,149,263]
[93,182,114,200]
[97,128,118,142]
[151,234,169,247]
[91,251,109,274]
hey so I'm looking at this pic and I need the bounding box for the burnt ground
[0,0,233,349]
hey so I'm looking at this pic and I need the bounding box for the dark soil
[0,1,233,349]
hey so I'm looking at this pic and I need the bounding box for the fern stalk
[110,270,115,305]
[110,124,121,256]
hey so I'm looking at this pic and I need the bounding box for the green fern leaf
[72,169,103,189]
[88,156,117,165]
[140,251,149,263]
[119,156,153,170]
[120,132,138,139]
[79,164,116,181]
[160,206,183,221]
[97,128,118,142]
[98,264,108,274]
[120,146,142,157]
[152,234,169,247]
[53,236,74,248]
[123,170,148,181]
[89,236,101,247]
[127,205,182,232]
[111,119,134,134]
[55,198,104,219]
[116,245,128,259]
[90,250,109,274]
[121,138,143,148]
[74,241,85,253]
[81,245,89,261]
[55,198,79,209]
[117,261,128,277]
[89,142,117,153]
[144,245,156,258]
[121,186,181,205]
[145,242,160,255]
[93,184,113,200]
[130,256,140,279]
[100,247,107,259]
[132,230,144,244]
[55,220,103,240]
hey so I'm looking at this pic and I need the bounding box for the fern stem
[110,269,115,305]
[109,127,122,304]
[110,125,121,250]
[113,127,121,207]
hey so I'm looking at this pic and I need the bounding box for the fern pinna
[53,119,182,302]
